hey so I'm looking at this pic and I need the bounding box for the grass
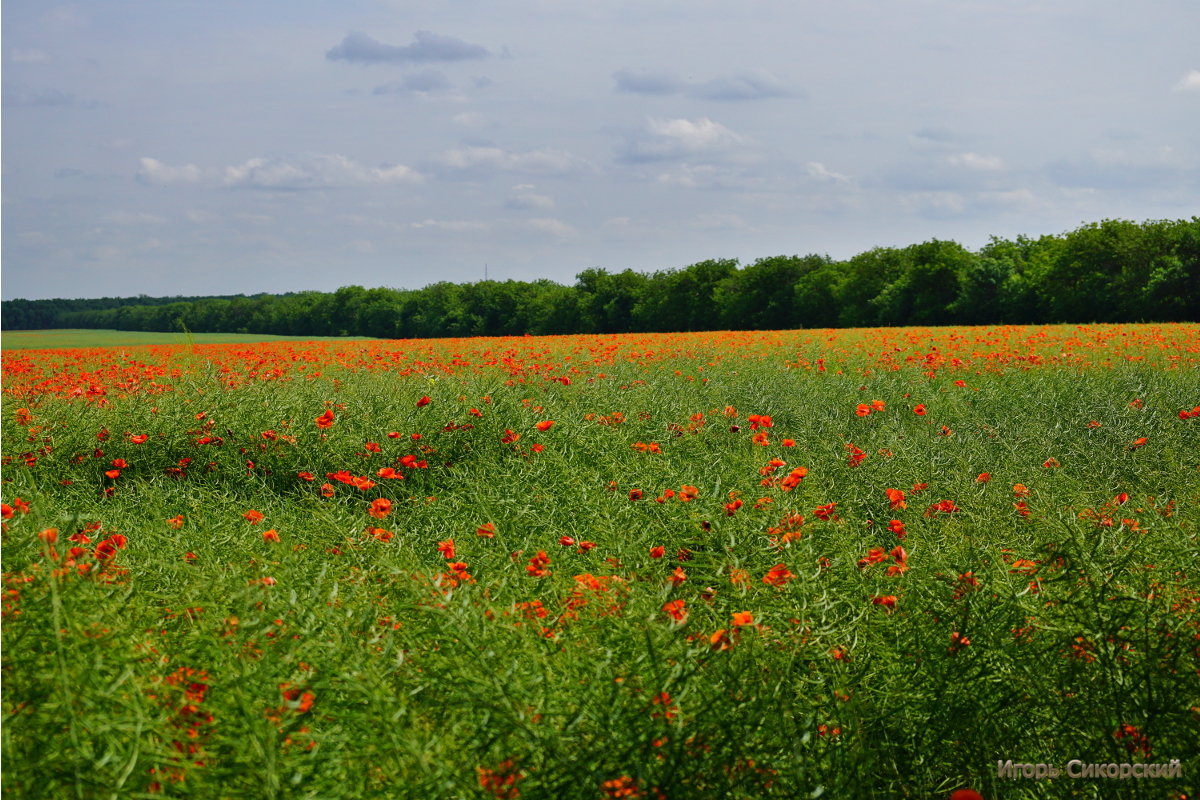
[0,329,371,351]
[2,324,1198,799]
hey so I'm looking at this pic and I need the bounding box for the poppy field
[2,324,1198,799]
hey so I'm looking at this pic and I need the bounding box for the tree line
[3,218,1197,337]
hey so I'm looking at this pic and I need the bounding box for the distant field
[0,328,371,350]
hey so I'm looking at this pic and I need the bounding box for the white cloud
[806,161,851,183]
[947,152,1006,171]
[136,157,201,185]
[222,154,420,190]
[1173,70,1200,92]
[326,30,488,65]
[620,117,746,163]
[523,217,574,236]
[505,186,555,210]
[10,49,50,63]
[102,210,168,225]
[410,219,490,232]
[433,146,586,176]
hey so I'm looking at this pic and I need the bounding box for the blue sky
[3,0,1198,299]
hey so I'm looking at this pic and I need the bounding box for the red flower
[243,509,264,524]
[649,545,665,559]
[367,498,392,519]
[762,564,795,587]
[913,404,927,416]
[662,599,687,623]
[731,611,754,627]
[535,420,554,432]
[416,395,431,407]
[476,522,497,538]
[314,409,335,429]
[871,594,897,611]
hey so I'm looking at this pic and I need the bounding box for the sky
[2,0,1198,300]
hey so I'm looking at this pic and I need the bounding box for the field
[2,324,1198,799]
[0,329,370,351]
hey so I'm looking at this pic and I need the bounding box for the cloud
[523,218,575,236]
[690,73,791,101]
[1174,70,1200,92]
[410,218,490,232]
[102,210,168,226]
[222,154,420,190]
[806,162,851,184]
[372,70,453,95]
[432,146,587,177]
[136,157,201,185]
[326,30,488,65]
[505,186,556,210]
[618,117,747,163]
[2,83,101,109]
[613,68,686,95]
[10,49,50,63]
[907,127,968,152]
[947,152,1006,171]
[613,69,792,101]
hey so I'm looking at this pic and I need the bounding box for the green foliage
[4,218,1198,336]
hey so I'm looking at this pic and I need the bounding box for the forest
[3,217,1197,337]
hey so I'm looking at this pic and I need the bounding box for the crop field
[2,324,1198,799]
[0,329,370,351]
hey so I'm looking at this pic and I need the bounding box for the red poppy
[886,488,906,509]
[913,404,927,416]
[314,409,335,429]
[762,564,795,587]
[476,522,497,538]
[535,420,554,432]
[649,546,665,559]
[855,403,872,417]
[416,395,431,407]
[243,509,264,524]
[731,611,754,627]
[437,539,456,559]
[662,599,687,623]
[367,498,392,519]
[262,529,280,542]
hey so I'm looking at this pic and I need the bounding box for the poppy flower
[662,599,687,623]
[525,551,550,578]
[649,545,665,559]
[871,594,897,610]
[731,611,754,627]
[855,403,872,417]
[887,519,907,538]
[762,564,795,587]
[886,488,906,509]
[244,509,264,524]
[167,514,184,529]
[476,522,496,538]
[367,498,392,519]
[913,404,927,416]
[416,395,431,407]
[535,420,554,432]
[314,409,335,429]
[262,529,280,542]
[129,434,149,444]
[437,539,456,559]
